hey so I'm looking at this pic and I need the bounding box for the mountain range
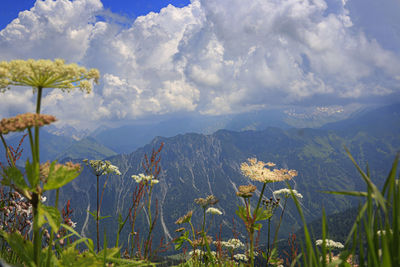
[34,103,400,251]
[1,103,399,252]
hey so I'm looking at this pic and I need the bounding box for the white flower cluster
[83,159,121,176]
[377,229,393,236]
[0,59,99,93]
[273,188,303,198]
[131,173,159,185]
[206,207,222,215]
[188,249,202,257]
[233,253,248,262]
[217,238,245,250]
[315,239,344,249]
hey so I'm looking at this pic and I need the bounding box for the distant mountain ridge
[46,103,400,249]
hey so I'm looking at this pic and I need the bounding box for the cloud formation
[0,0,399,129]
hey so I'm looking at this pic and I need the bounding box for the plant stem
[46,189,59,267]
[144,185,153,258]
[0,134,14,167]
[97,174,100,252]
[272,198,287,248]
[32,193,41,266]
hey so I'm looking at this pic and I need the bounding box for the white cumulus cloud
[0,0,399,129]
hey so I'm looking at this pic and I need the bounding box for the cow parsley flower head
[0,59,99,93]
[240,158,298,183]
[83,159,121,176]
[315,239,344,249]
[233,253,248,262]
[131,173,158,185]
[0,113,56,135]
[218,238,245,250]
[273,188,303,199]
[206,207,222,215]
[236,184,257,198]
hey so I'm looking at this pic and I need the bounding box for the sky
[0,0,399,131]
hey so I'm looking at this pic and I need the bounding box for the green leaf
[254,208,272,221]
[2,166,30,195]
[39,204,61,232]
[0,230,35,267]
[173,231,190,250]
[43,161,81,191]
[254,223,263,230]
[322,190,368,197]
[235,205,249,222]
[345,147,387,213]
[88,210,111,221]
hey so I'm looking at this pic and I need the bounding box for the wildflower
[206,207,222,215]
[217,238,245,250]
[175,210,193,225]
[315,239,344,249]
[0,113,56,135]
[194,195,218,208]
[377,229,393,236]
[0,59,99,93]
[188,249,202,257]
[273,188,303,198]
[131,173,159,185]
[234,253,248,262]
[192,235,213,247]
[236,184,257,198]
[240,158,298,183]
[83,159,121,176]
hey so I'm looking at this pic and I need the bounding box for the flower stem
[96,174,100,252]
[46,189,59,267]
[0,134,14,167]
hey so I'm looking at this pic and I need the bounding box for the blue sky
[0,0,191,29]
[0,0,399,130]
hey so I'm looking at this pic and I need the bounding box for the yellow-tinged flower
[175,210,193,225]
[236,184,257,198]
[240,158,298,183]
[40,161,81,182]
[194,195,218,208]
[0,59,99,93]
[175,227,185,233]
[0,113,56,135]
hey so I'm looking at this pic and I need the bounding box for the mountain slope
[51,104,400,250]
[56,136,117,160]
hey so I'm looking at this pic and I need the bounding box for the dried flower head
[240,158,298,183]
[175,227,185,233]
[40,161,81,182]
[236,184,257,198]
[192,235,213,247]
[194,195,218,208]
[175,210,193,225]
[0,59,100,93]
[0,113,56,135]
